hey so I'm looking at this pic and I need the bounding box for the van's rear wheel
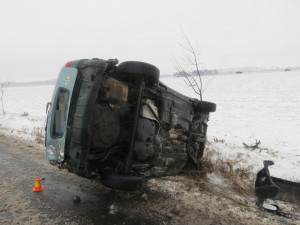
[100,168,144,191]
[117,61,160,85]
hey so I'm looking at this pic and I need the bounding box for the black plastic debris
[261,203,292,218]
[271,176,300,202]
[255,161,296,218]
[255,160,279,207]
[73,196,81,203]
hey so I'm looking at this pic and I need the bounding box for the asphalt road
[0,139,166,225]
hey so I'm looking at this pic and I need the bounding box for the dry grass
[199,149,256,198]
[31,127,45,144]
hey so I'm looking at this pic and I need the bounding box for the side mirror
[46,102,51,114]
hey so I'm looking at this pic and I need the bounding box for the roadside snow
[0,85,53,141]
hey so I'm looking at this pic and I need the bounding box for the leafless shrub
[21,112,29,117]
[21,127,29,134]
[0,82,9,115]
[32,127,45,144]
[213,138,225,143]
[174,32,204,101]
[243,140,261,150]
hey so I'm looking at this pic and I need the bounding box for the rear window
[52,88,69,138]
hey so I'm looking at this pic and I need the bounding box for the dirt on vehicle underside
[0,129,299,225]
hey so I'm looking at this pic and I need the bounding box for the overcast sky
[0,0,299,81]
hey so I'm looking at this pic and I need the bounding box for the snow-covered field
[0,71,299,182]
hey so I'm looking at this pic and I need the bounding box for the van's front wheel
[195,101,216,113]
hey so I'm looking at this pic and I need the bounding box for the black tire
[196,101,216,113]
[117,61,160,85]
[100,168,144,191]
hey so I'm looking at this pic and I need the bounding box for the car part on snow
[255,160,279,207]
[271,176,300,202]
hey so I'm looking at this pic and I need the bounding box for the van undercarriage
[45,58,216,189]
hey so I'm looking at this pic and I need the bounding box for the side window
[52,88,69,138]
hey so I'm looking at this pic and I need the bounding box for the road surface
[0,134,165,225]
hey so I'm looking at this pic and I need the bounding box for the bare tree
[174,32,204,101]
[1,82,9,115]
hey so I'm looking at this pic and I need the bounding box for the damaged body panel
[45,58,216,189]
[45,67,78,161]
